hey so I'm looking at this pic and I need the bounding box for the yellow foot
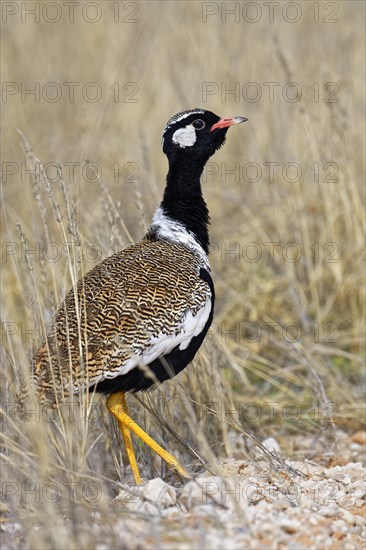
[106,392,190,484]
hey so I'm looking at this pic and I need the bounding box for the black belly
[93,268,214,394]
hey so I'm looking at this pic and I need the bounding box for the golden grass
[1,2,365,547]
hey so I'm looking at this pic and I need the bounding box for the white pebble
[330,519,348,534]
[342,509,356,525]
[262,437,281,454]
[141,478,176,508]
[319,505,339,518]
[279,518,299,533]
[180,476,223,510]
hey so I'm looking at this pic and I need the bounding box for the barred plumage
[33,240,212,405]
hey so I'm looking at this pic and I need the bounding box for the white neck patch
[149,207,210,269]
[172,125,196,148]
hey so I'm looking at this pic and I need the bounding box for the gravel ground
[111,430,365,549]
[1,430,365,549]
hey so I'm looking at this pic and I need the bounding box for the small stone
[262,437,281,454]
[244,483,263,504]
[194,503,222,519]
[350,480,366,497]
[330,519,348,534]
[114,485,141,506]
[141,478,176,508]
[180,476,223,511]
[319,504,339,518]
[343,475,352,485]
[161,506,183,519]
[351,431,366,445]
[341,509,355,525]
[279,518,299,534]
[340,494,357,507]
[256,522,274,534]
[351,505,366,520]
[273,498,290,511]
[137,500,160,516]
[353,489,365,500]
[124,499,160,516]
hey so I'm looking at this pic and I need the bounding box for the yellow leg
[117,393,142,485]
[106,391,190,484]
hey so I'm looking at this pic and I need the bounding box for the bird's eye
[192,119,205,130]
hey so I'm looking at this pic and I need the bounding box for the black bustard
[30,109,247,484]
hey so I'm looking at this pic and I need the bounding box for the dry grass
[1,2,365,548]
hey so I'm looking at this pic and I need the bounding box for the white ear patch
[172,125,196,148]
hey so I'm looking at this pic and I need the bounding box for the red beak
[211,116,248,131]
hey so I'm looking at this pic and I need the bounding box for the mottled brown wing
[33,241,211,405]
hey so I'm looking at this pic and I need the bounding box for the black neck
[160,155,210,254]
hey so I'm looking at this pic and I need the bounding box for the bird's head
[161,109,247,164]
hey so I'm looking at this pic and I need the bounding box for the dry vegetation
[1,1,365,548]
